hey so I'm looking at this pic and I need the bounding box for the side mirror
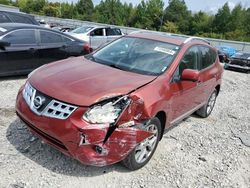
[181,69,199,82]
[90,32,95,36]
[0,40,10,50]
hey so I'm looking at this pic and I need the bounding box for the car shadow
[6,118,130,177]
[0,75,27,81]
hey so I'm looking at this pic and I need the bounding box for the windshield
[71,26,93,34]
[90,37,179,76]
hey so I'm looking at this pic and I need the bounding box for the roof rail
[183,37,210,45]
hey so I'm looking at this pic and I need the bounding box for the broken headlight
[83,96,131,124]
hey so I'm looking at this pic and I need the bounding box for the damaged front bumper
[16,89,153,166]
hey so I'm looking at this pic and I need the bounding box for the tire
[196,89,217,118]
[121,117,161,170]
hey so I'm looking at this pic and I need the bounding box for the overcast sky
[90,0,250,12]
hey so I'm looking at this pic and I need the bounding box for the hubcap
[134,124,158,164]
[207,92,217,114]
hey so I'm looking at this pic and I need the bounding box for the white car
[68,26,123,49]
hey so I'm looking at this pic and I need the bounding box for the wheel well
[215,85,221,95]
[155,111,166,140]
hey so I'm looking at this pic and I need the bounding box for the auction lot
[0,69,249,188]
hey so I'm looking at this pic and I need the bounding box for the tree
[162,21,178,33]
[213,2,231,33]
[43,3,60,17]
[190,11,213,35]
[228,4,244,31]
[75,0,94,21]
[94,0,125,25]
[164,0,191,33]
[0,0,11,5]
[132,0,164,30]
[61,2,75,19]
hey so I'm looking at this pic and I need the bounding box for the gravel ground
[0,70,249,188]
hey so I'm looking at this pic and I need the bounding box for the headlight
[83,96,130,124]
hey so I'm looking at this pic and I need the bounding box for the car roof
[0,23,44,30]
[0,23,84,42]
[0,10,29,15]
[128,31,209,46]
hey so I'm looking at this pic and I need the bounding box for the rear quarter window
[40,30,63,43]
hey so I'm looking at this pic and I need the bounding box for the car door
[0,29,39,76]
[106,28,122,43]
[37,30,68,67]
[168,46,204,124]
[89,28,107,49]
[198,46,218,102]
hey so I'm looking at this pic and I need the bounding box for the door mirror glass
[181,69,199,82]
[0,40,10,50]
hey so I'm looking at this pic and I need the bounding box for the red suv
[16,32,223,170]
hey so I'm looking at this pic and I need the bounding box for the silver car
[68,26,123,49]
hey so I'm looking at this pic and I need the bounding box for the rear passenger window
[40,30,63,43]
[0,13,10,23]
[200,46,216,69]
[3,30,36,45]
[8,14,32,24]
[179,46,199,75]
[106,28,122,36]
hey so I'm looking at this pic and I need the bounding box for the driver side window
[173,46,199,81]
[90,28,104,36]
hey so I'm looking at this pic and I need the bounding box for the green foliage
[75,0,94,21]
[0,0,11,5]
[162,21,178,33]
[164,0,191,33]
[4,0,250,42]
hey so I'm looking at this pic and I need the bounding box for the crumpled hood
[29,56,156,106]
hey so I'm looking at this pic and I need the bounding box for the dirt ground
[0,69,249,188]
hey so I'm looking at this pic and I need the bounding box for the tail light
[83,43,93,53]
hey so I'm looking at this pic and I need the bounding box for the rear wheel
[196,89,217,118]
[121,118,161,170]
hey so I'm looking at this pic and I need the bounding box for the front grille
[43,100,77,119]
[22,82,77,120]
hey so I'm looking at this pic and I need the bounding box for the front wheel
[121,118,161,170]
[196,89,217,118]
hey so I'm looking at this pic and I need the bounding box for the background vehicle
[216,45,236,63]
[52,26,76,33]
[38,19,50,28]
[224,52,250,73]
[0,10,39,25]
[0,23,91,77]
[68,26,123,49]
[16,32,223,170]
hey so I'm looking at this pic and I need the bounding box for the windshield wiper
[84,54,96,62]
[108,64,126,71]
